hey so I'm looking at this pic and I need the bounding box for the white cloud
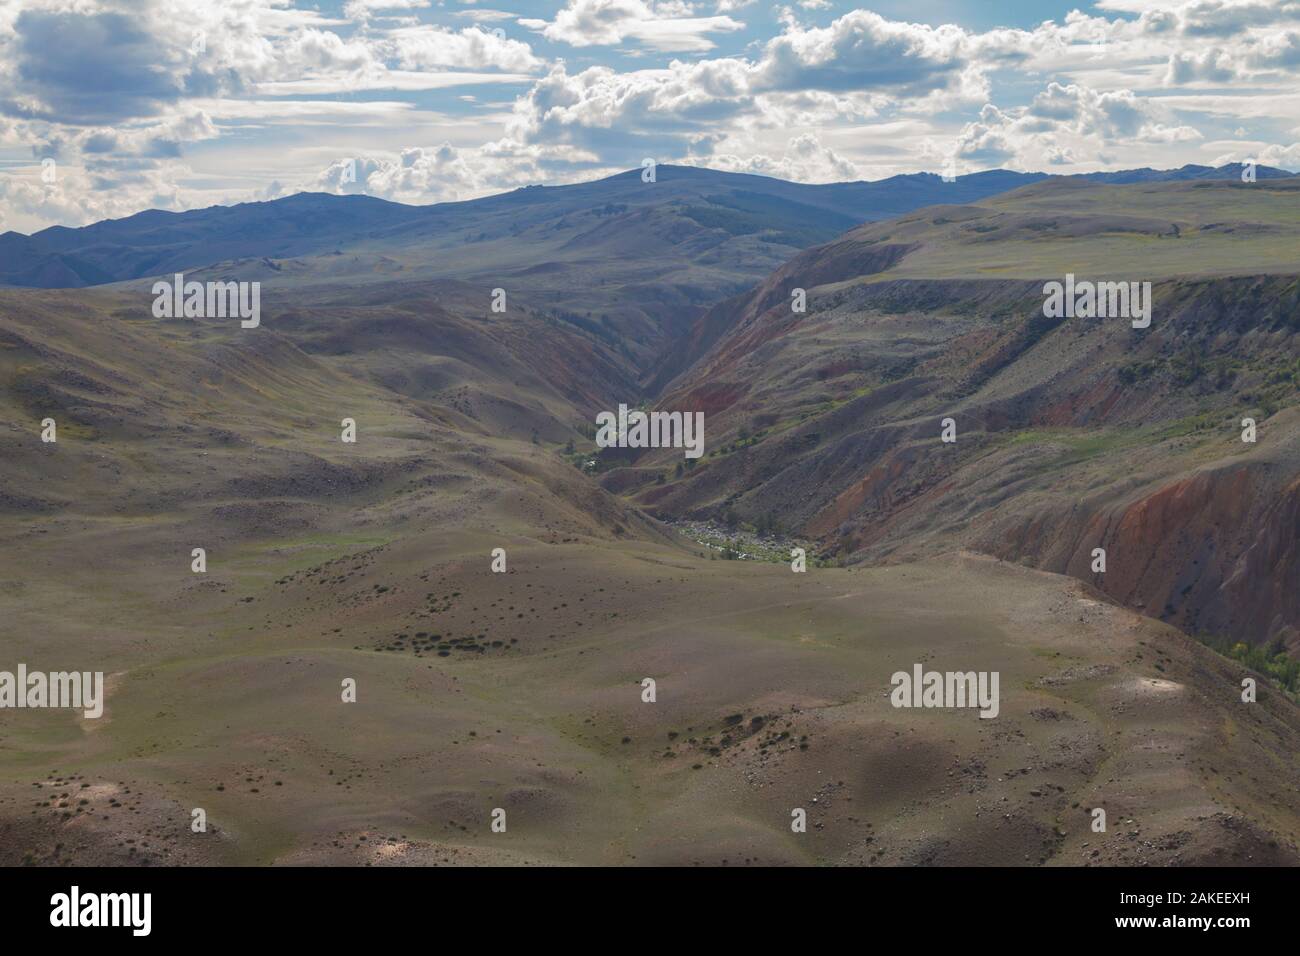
[703,132,858,181]
[942,81,1204,172]
[752,11,994,99]
[311,140,603,204]
[344,0,432,21]
[387,25,544,72]
[504,11,1010,160]
[256,71,536,95]
[0,157,187,230]
[524,0,745,53]
[1165,48,1237,83]
[1256,141,1300,168]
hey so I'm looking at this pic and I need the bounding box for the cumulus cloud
[752,11,992,98]
[521,0,745,53]
[703,133,858,182]
[503,11,1011,162]
[1175,0,1300,38]
[1165,48,1237,83]
[507,61,742,157]
[311,141,603,204]
[939,81,1204,172]
[387,24,544,72]
[343,0,433,22]
[0,1,541,122]
[0,8,227,125]
[1212,140,1300,170]
[1257,141,1300,168]
[1247,30,1300,70]
[0,158,186,229]
[1099,0,1300,34]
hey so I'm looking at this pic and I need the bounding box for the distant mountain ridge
[1,162,1289,290]
[1074,161,1294,184]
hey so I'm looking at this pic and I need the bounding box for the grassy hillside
[835,177,1300,282]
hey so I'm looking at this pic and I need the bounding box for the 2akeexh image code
[0,0,1297,890]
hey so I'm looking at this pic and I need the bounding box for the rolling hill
[0,163,1296,867]
[1,280,1296,865]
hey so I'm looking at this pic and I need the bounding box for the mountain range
[3,163,1289,292]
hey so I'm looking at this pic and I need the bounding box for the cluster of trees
[1204,633,1300,695]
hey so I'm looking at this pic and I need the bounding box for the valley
[643,176,1300,656]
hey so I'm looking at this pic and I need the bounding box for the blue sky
[1,0,1297,232]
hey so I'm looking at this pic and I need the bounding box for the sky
[0,0,1297,233]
